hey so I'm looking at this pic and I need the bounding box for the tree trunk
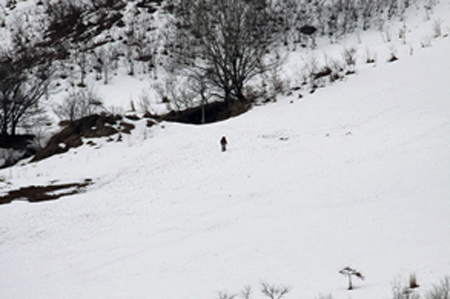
[1,120,7,136]
[11,126,16,136]
[201,97,206,124]
[224,88,232,104]
[235,86,247,103]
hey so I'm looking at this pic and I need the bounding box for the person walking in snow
[220,136,228,152]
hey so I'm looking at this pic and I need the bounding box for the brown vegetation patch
[0,180,92,205]
[119,121,135,134]
[124,114,141,121]
[32,114,122,162]
[313,67,333,80]
[162,100,251,124]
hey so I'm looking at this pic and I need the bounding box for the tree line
[0,0,433,137]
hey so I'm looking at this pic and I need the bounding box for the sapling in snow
[339,266,365,290]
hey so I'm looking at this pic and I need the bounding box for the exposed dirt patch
[162,100,251,124]
[118,121,135,134]
[32,114,124,162]
[0,179,92,205]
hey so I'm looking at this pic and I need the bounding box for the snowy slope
[1,4,450,299]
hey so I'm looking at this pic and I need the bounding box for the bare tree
[73,43,91,87]
[0,17,53,137]
[53,86,104,123]
[153,74,196,113]
[0,57,50,136]
[165,0,288,106]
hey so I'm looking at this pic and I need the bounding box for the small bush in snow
[425,276,450,299]
[391,274,420,299]
[432,19,444,38]
[365,47,377,64]
[387,44,399,62]
[327,57,346,82]
[382,28,393,43]
[138,89,153,115]
[391,276,406,299]
[261,282,291,299]
[262,62,289,99]
[342,46,357,73]
[420,36,432,48]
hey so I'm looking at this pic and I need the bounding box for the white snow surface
[1,4,450,299]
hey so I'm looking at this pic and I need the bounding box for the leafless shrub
[106,105,124,116]
[399,25,408,44]
[217,292,237,299]
[392,275,407,299]
[217,285,254,299]
[302,54,320,90]
[420,36,432,48]
[387,44,399,62]
[244,84,265,104]
[382,28,393,43]
[425,276,450,299]
[432,19,443,38]
[409,42,414,56]
[240,286,252,299]
[138,89,154,114]
[365,47,376,63]
[268,66,289,96]
[423,0,437,21]
[261,55,289,100]
[342,46,357,72]
[30,125,51,150]
[153,75,196,112]
[303,55,320,78]
[260,282,291,299]
[53,86,104,122]
[23,114,52,150]
[391,274,420,299]
[324,54,345,82]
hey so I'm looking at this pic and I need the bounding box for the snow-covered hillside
[1,1,450,299]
